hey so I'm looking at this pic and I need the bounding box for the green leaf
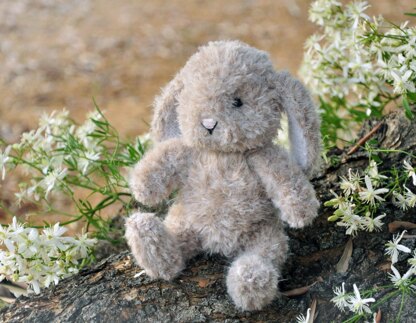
[406,92,416,102]
[402,95,414,120]
[405,8,416,17]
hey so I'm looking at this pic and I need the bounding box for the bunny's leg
[125,212,183,280]
[226,221,288,311]
[125,209,200,281]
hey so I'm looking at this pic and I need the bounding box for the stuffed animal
[125,40,321,311]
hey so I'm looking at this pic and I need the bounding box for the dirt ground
[0,0,413,226]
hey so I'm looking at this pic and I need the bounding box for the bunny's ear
[275,71,322,177]
[151,72,184,142]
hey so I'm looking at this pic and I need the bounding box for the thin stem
[395,292,406,323]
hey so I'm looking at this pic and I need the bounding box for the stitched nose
[201,118,218,134]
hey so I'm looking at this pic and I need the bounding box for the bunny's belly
[179,152,277,256]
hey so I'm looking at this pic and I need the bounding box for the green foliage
[0,104,151,242]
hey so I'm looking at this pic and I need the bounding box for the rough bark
[1,112,416,323]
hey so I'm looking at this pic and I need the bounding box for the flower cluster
[328,157,416,319]
[0,107,149,227]
[331,283,375,315]
[391,161,416,210]
[0,107,150,294]
[0,217,96,294]
[385,230,416,292]
[326,159,416,235]
[332,269,415,320]
[325,160,389,235]
[329,232,416,320]
[331,230,416,317]
[9,109,107,203]
[302,0,416,144]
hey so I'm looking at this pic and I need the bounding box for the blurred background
[0,0,412,143]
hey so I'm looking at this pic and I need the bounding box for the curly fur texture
[125,40,321,311]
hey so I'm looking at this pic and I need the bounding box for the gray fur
[125,40,321,311]
[151,72,184,142]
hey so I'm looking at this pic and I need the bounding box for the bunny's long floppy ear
[276,71,322,178]
[150,72,184,143]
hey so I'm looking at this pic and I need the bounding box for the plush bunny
[125,40,321,311]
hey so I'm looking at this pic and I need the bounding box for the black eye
[232,98,243,108]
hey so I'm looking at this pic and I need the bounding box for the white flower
[17,129,40,149]
[75,111,104,149]
[408,250,416,270]
[358,175,389,205]
[44,270,60,289]
[391,70,416,93]
[325,190,348,209]
[78,151,101,175]
[410,59,416,73]
[347,284,375,314]
[40,167,68,199]
[0,221,17,253]
[346,1,370,30]
[30,280,41,294]
[76,120,96,144]
[393,191,409,211]
[404,186,416,208]
[385,231,411,264]
[43,222,68,238]
[331,282,349,311]
[9,216,25,236]
[43,223,68,251]
[366,160,387,187]
[361,213,385,232]
[389,265,415,289]
[402,35,416,58]
[403,160,416,186]
[71,232,97,258]
[340,177,357,197]
[296,308,311,323]
[39,110,71,136]
[0,145,12,180]
[309,0,342,27]
[40,156,64,175]
[340,169,361,196]
[376,57,395,80]
[18,228,40,258]
[336,207,364,236]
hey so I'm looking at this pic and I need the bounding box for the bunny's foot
[125,212,184,280]
[226,253,280,311]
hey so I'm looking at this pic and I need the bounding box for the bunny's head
[151,41,321,175]
[176,41,282,153]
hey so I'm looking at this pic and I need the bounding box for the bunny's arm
[247,145,320,228]
[129,138,191,206]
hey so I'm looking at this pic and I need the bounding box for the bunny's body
[126,41,321,311]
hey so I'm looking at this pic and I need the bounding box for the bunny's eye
[232,98,243,108]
